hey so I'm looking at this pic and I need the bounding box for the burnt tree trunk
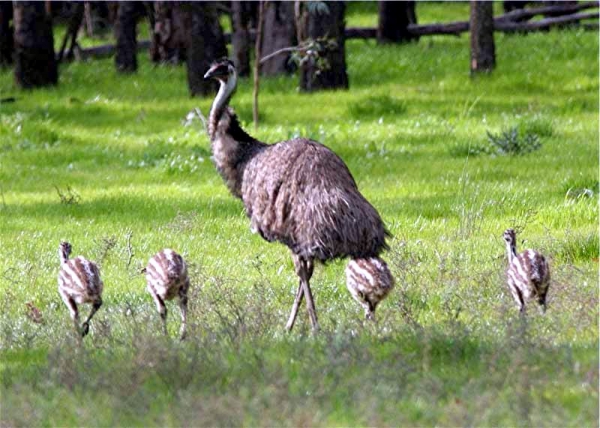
[84,1,110,36]
[0,2,14,66]
[114,1,137,73]
[146,1,159,62]
[152,2,190,64]
[13,1,57,88]
[187,2,227,97]
[230,1,251,77]
[253,0,265,127]
[377,1,418,43]
[470,0,496,74]
[299,1,349,92]
[261,1,296,76]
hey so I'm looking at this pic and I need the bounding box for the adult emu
[204,59,393,331]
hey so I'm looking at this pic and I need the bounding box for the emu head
[503,229,516,246]
[59,241,72,263]
[204,58,236,83]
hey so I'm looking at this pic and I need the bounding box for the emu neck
[505,242,517,263]
[209,76,237,139]
[207,74,266,199]
[59,249,69,264]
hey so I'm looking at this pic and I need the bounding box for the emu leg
[285,281,304,331]
[81,298,102,337]
[508,281,525,313]
[153,293,168,336]
[538,281,549,314]
[178,280,189,340]
[287,256,317,332]
[299,257,318,331]
[302,278,319,332]
[365,301,376,321]
[59,289,80,333]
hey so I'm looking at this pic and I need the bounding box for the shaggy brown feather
[242,137,389,261]
[205,58,393,330]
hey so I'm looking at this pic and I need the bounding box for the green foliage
[287,37,338,75]
[486,127,542,156]
[0,4,598,425]
[305,1,330,16]
[54,185,81,205]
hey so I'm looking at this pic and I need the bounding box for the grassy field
[1,3,598,426]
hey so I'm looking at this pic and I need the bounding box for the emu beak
[203,69,214,80]
[204,64,229,81]
[204,65,223,80]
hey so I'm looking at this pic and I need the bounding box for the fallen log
[78,40,151,60]
[407,21,468,37]
[496,1,599,23]
[496,11,598,33]
[345,27,377,39]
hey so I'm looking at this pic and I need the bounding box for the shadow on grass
[1,316,597,426]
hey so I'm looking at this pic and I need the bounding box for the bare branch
[260,45,308,64]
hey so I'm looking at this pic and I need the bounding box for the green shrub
[486,127,542,155]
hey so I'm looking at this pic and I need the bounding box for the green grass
[1,3,598,426]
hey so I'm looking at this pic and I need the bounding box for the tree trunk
[13,1,57,88]
[0,2,13,66]
[253,0,265,128]
[84,1,93,36]
[261,1,296,76]
[152,1,190,64]
[187,2,227,97]
[146,1,159,62]
[299,1,349,92]
[470,0,496,74]
[230,1,251,77]
[90,1,110,34]
[114,1,137,73]
[377,1,418,43]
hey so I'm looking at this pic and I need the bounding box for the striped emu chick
[346,258,394,320]
[503,229,550,313]
[143,249,190,340]
[57,241,103,337]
